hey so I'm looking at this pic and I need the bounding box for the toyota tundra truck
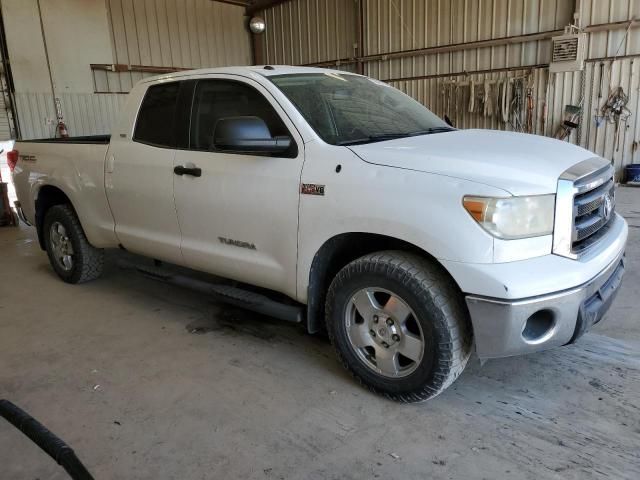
[10,66,627,402]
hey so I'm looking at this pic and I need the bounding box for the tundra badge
[218,237,257,250]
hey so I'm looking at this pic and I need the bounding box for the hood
[348,129,595,195]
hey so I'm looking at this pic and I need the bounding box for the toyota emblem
[603,193,613,221]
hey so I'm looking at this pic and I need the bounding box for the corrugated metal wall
[0,72,13,139]
[363,0,572,77]
[582,0,639,57]
[261,0,358,65]
[256,0,640,177]
[14,92,126,139]
[94,0,252,93]
[577,0,640,172]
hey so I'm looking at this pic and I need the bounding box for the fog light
[522,309,556,343]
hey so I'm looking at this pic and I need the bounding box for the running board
[120,262,303,324]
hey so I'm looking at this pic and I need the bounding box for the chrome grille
[553,158,616,259]
[574,179,614,216]
[572,171,615,252]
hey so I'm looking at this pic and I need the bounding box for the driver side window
[189,80,291,152]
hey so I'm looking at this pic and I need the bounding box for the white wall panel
[2,0,53,93]
[3,0,252,138]
[39,0,113,93]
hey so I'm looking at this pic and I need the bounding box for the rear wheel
[43,204,104,283]
[326,251,472,402]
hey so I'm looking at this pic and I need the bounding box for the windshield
[270,73,451,145]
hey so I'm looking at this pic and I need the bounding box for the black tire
[325,251,472,402]
[43,204,104,284]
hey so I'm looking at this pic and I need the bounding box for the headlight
[463,195,555,239]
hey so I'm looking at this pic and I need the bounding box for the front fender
[296,143,507,303]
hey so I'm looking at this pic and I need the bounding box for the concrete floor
[1,188,639,480]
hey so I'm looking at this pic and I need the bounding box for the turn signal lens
[462,199,486,222]
[463,195,555,240]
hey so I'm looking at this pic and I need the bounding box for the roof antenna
[264,65,275,70]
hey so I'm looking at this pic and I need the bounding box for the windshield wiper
[337,127,455,146]
[408,127,455,136]
[337,133,414,146]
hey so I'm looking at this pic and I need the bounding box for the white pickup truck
[10,66,627,402]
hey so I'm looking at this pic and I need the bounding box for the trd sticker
[301,183,325,196]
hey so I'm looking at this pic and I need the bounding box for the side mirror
[213,116,292,154]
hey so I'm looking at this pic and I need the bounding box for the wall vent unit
[550,32,586,73]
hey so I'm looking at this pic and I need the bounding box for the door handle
[174,165,202,177]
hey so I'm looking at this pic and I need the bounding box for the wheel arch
[305,232,467,334]
[34,185,76,250]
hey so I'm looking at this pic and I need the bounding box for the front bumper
[466,249,625,359]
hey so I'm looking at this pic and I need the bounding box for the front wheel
[43,204,104,284]
[326,251,472,402]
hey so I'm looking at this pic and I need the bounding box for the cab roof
[142,65,359,84]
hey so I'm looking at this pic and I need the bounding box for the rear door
[172,76,304,297]
[105,81,186,265]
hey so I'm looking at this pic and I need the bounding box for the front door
[172,77,304,298]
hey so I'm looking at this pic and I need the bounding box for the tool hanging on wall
[475,82,485,115]
[510,78,525,132]
[501,78,511,123]
[554,105,581,140]
[483,81,493,117]
[495,80,503,120]
[442,82,449,118]
[440,73,532,130]
[540,102,548,134]
[525,87,534,134]
[597,62,605,100]
[598,86,632,152]
[454,83,461,122]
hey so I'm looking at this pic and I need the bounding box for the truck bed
[12,137,116,248]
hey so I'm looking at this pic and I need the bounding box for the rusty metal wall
[96,0,252,92]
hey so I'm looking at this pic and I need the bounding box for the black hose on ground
[0,399,94,480]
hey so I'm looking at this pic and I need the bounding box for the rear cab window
[133,82,180,148]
